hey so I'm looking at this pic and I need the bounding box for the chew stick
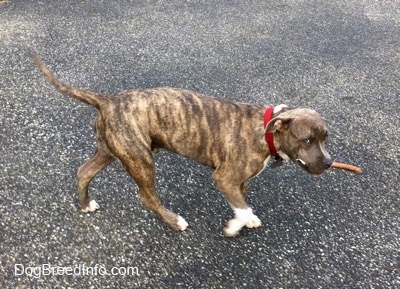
[331,161,362,174]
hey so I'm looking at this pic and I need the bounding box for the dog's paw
[246,215,262,229]
[224,219,243,237]
[224,207,261,236]
[177,216,189,231]
[81,200,100,213]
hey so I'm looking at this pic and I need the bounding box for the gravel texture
[1,0,399,288]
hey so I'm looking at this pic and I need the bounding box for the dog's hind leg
[77,148,114,212]
[121,151,189,232]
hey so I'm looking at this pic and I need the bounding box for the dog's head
[265,108,332,176]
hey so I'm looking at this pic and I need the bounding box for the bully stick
[331,161,362,174]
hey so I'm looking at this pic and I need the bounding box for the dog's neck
[264,105,288,158]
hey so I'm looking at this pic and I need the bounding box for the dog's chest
[253,155,271,178]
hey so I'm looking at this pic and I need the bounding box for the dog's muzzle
[296,158,333,176]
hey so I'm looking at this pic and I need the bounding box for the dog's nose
[324,159,333,170]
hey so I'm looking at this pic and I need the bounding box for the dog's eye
[302,139,311,145]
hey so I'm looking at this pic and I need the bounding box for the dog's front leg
[212,171,261,237]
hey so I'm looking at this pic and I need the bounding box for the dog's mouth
[296,158,309,171]
[296,158,307,167]
[296,158,324,176]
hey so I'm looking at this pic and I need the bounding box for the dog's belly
[150,136,217,168]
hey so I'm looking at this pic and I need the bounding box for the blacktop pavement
[1,0,399,288]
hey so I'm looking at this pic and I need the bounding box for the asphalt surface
[1,0,399,288]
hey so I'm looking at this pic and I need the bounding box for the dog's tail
[32,56,105,109]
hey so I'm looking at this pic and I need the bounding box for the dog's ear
[265,118,292,133]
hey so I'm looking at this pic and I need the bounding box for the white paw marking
[81,200,100,213]
[246,214,262,228]
[224,207,261,237]
[177,216,189,231]
[224,219,244,237]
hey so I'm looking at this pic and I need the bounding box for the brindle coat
[33,56,332,236]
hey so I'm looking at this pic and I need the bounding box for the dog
[33,56,332,237]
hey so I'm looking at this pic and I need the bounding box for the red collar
[264,107,279,157]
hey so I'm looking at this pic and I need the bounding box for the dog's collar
[264,107,280,158]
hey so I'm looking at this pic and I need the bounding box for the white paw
[224,207,261,237]
[177,216,189,231]
[246,215,262,228]
[224,219,243,237]
[81,200,100,213]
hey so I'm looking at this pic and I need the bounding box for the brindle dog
[33,56,332,237]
